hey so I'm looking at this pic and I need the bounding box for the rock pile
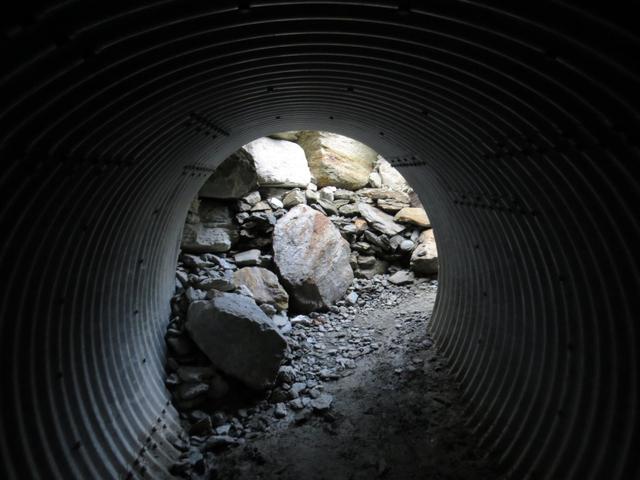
[165,131,439,477]
[167,260,437,478]
[188,131,438,281]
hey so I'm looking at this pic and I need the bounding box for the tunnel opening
[162,131,486,479]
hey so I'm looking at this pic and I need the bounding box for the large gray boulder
[181,200,238,253]
[199,149,258,199]
[243,137,311,187]
[357,202,405,236]
[273,204,353,313]
[233,267,289,312]
[186,293,287,389]
[410,229,438,275]
[297,131,377,190]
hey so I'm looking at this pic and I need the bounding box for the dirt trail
[215,280,500,480]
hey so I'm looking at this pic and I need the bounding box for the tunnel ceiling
[0,1,639,479]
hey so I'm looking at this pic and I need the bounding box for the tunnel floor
[170,277,499,480]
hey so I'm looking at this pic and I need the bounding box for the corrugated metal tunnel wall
[0,1,638,478]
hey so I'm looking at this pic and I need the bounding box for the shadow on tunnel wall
[0,2,638,479]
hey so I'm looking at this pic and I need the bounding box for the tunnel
[0,1,638,479]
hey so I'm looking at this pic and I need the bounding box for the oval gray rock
[273,204,353,313]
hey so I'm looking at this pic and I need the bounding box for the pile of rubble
[167,265,437,478]
[165,131,439,478]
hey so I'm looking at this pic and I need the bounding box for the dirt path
[214,278,500,480]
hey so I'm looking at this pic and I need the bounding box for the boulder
[243,137,311,187]
[410,229,438,275]
[378,157,411,192]
[199,149,257,199]
[273,205,353,312]
[186,293,287,389]
[233,267,289,311]
[297,131,377,190]
[357,203,405,236]
[394,207,430,228]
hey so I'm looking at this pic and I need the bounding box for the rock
[353,218,368,232]
[305,188,319,204]
[378,157,411,192]
[318,186,336,201]
[199,149,258,199]
[357,203,405,236]
[273,205,354,313]
[277,366,297,384]
[189,416,213,437]
[260,303,277,316]
[177,366,215,383]
[357,188,411,204]
[346,291,359,305]
[234,249,261,267]
[282,189,306,208]
[186,293,287,389]
[181,224,235,253]
[376,198,409,213]
[243,137,311,187]
[167,336,196,356]
[232,267,289,311]
[338,203,360,216]
[317,198,339,216]
[198,270,235,292]
[242,191,261,206]
[410,229,438,275]
[388,270,414,285]
[204,435,241,451]
[368,171,382,188]
[267,197,284,209]
[269,131,299,141]
[274,403,288,418]
[334,189,356,201]
[272,313,292,334]
[177,382,210,400]
[297,131,377,190]
[355,257,388,279]
[310,393,334,411]
[181,200,238,253]
[394,207,430,228]
[250,200,272,212]
[399,239,415,253]
[389,234,404,251]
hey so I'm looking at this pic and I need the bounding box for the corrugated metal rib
[0,1,638,479]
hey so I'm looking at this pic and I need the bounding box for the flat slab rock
[186,292,287,390]
[357,202,405,236]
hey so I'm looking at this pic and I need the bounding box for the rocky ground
[167,275,500,480]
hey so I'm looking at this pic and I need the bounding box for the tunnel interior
[0,2,638,479]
